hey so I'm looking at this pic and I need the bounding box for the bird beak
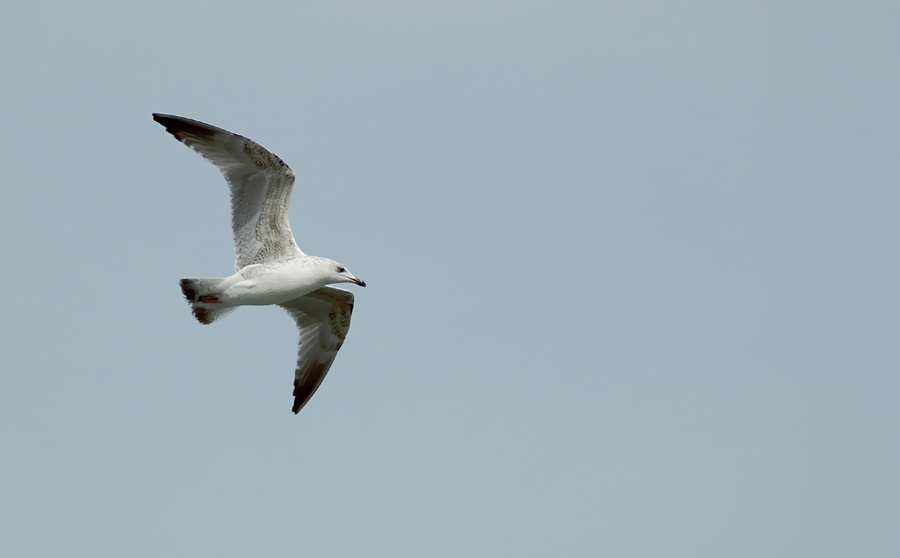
[352,277,366,287]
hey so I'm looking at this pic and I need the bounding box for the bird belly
[218,267,320,306]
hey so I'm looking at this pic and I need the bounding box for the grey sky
[1,1,898,556]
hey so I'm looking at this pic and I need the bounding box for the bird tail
[179,278,236,325]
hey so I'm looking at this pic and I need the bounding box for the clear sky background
[1,1,898,556]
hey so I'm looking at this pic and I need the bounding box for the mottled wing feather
[152,113,303,270]
[278,286,356,414]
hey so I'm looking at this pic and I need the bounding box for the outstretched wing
[278,286,356,414]
[153,113,303,270]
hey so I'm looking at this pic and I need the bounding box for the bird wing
[153,113,303,270]
[278,286,356,414]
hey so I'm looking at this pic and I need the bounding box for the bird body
[189,256,358,307]
[153,113,365,414]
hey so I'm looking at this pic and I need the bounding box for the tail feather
[180,278,223,303]
[191,305,236,325]
[179,278,236,325]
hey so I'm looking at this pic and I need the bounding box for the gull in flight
[153,114,365,414]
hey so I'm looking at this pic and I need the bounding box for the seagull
[153,114,365,414]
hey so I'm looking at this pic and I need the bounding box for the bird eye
[337,266,346,273]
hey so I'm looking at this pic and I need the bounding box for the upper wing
[278,286,356,414]
[153,113,303,270]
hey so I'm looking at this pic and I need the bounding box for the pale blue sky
[1,1,898,556]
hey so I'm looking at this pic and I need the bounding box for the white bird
[153,114,365,414]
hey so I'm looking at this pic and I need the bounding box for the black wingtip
[151,112,176,126]
[291,361,331,415]
[152,113,220,142]
[292,379,305,414]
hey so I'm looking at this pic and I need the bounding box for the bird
[153,113,365,414]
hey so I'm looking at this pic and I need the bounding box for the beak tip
[357,279,366,288]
